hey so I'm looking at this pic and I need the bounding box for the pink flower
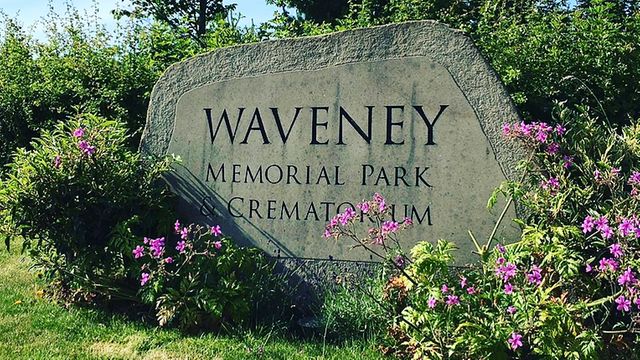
[428,297,437,308]
[132,245,144,259]
[594,170,602,181]
[323,228,332,238]
[546,142,560,155]
[402,217,413,226]
[618,218,635,237]
[445,295,460,306]
[585,264,593,273]
[501,123,511,136]
[496,257,506,265]
[582,216,595,234]
[609,243,623,258]
[72,128,85,138]
[174,220,181,234]
[211,225,222,237]
[616,295,631,312]
[554,124,566,136]
[180,227,189,240]
[628,171,640,185]
[460,276,467,288]
[53,155,62,169]
[507,306,517,315]
[149,237,165,258]
[508,333,523,350]
[140,272,150,286]
[618,268,636,286]
[165,257,173,264]
[356,201,370,214]
[441,284,449,293]
[504,283,514,295]
[339,207,356,225]
[381,221,399,235]
[77,140,96,156]
[466,287,476,295]
[496,262,517,282]
[598,258,618,272]
[214,241,222,250]
[176,240,186,254]
[527,265,542,285]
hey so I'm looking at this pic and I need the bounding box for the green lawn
[0,249,383,359]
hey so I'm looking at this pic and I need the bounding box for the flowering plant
[134,220,277,331]
[0,114,174,301]
[326,104,640,358]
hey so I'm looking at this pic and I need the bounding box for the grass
[0,248,384,359]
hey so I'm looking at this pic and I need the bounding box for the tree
[117,0,235,46]
[267,0,351,23]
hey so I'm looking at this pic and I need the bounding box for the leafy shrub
[0,114,174,300]
[135,221,280,332]
[326,107,640,358]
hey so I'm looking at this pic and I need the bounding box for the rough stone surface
[141,21,524,266]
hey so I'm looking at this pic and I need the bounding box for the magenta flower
[356,201,370,214]
[180,227,189,240]
[507,306,517,315]
[582,216,595,234]
[211,225,222,237]
[508,333,523,350]
[616,295,631,312]
[618,268,636,286]
[149,237,165,258]
[629,171,640,185]
[609,243,623,258]
[441,284,449,293]
[554,124,566,136]
[72,128,85,138]
[635,298,640,310]
[446,295,460,306]
[132,245,144,259]
[598,258,619,272]
[496,262,517,282]
[527,265,542,285]
[427,297,437,309]
[496,256,506,265]
[501,123,511,136]
[619,218,635,237]
[460,276,467,288]
[176,240,186,254]
[323,228,332,238]
[140,272,150,286]
[174,220,181,234]
[53,155,62,169]
[214,241,222,250]
[165,257,174,264]
[586,264,593,273]
[381,221,399,235]
[402,217,413,226]
[77,140,96,156]
[595,216,609,232]
[339,207,356,225]
[496,244,506,253]
[546,142,560,155]
[535,129,548,143]
[504,283,514,295]
[466,287,476,295]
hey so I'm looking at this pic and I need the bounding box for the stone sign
[140,21,523,264]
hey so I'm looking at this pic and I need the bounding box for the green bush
[326,104,640,358]
[135,222,281,332]
[0,114,174,300]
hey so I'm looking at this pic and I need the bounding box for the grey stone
[141,20,524,265]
